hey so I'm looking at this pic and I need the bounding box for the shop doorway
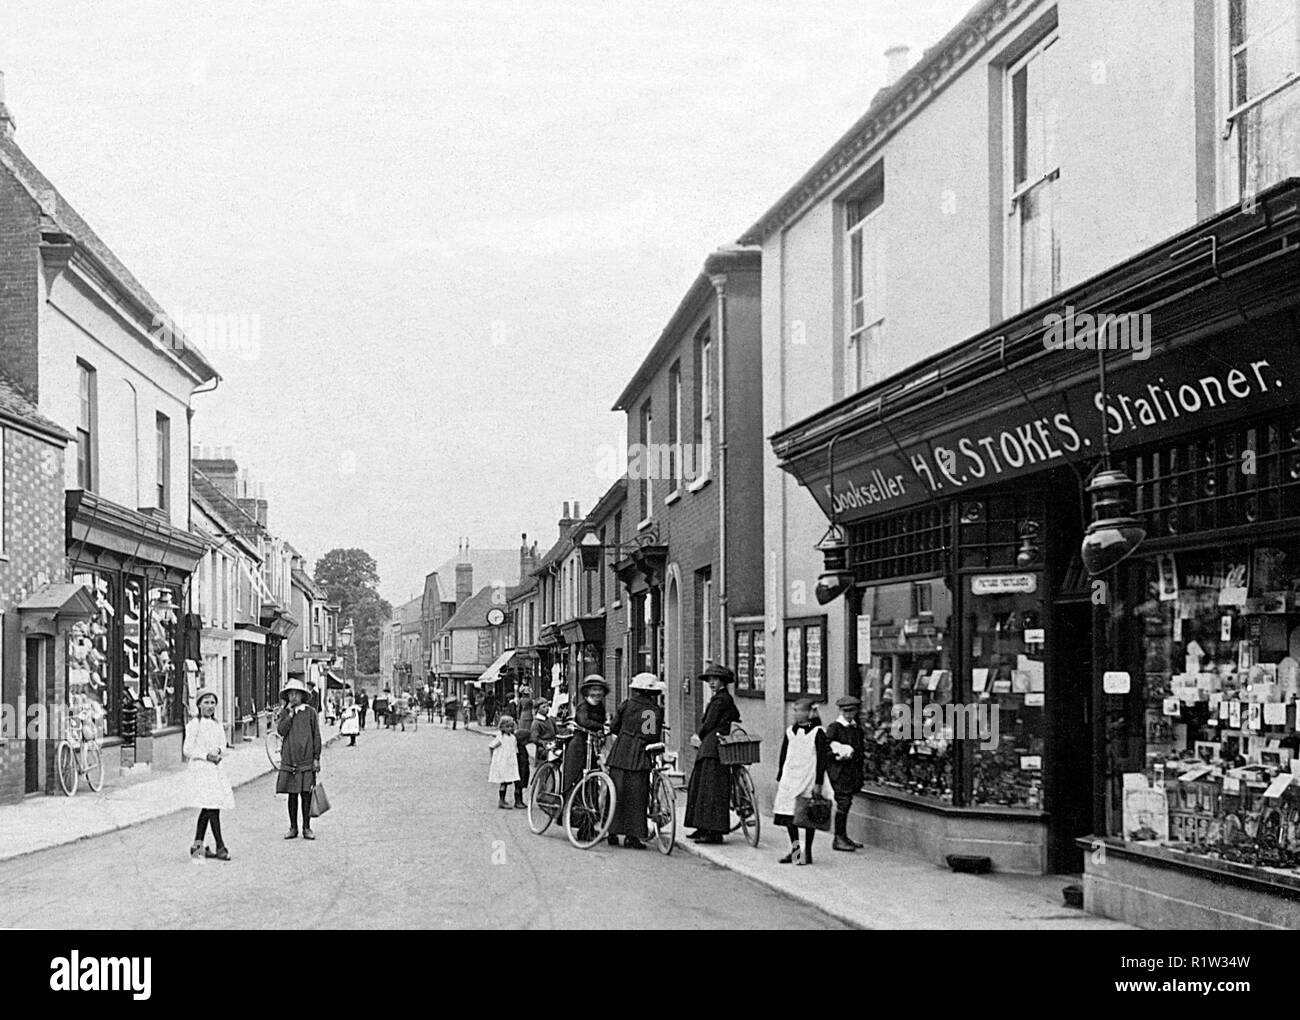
[1048,600,1093,872]
[25,637,46,794]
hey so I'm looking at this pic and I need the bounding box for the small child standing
[183,687,235,860]
[772,696,832,866]
[488,715,522,808]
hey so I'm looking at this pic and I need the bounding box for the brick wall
[0,427,67,803]
[0,169,41,401]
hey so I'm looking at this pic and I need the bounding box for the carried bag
[310,781,331,818]
[793,792,832,831]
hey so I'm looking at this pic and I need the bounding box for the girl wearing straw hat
[276,677,323,840]
[184,687,235,860]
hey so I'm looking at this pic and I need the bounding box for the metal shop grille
[849,505,950,582]
[1123,415,1300,537]
[956,492,1045,570]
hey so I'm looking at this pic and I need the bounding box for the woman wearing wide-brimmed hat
[684,663,741,844]
[276,677,323,840]
[562,675,609,792]
[605,672,665,849]
[183,686,235,860]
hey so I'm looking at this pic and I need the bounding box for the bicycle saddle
[646,743,666,754]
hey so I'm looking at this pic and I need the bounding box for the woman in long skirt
[684,664,741,844]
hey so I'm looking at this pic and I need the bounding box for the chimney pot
[573,502,581,519]
[563,502,570,519]
[885,45,911,86]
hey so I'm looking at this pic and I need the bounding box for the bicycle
[526,733,570,835]
[561,726,617,849]
[56,710,104,796]
[718,726,762,847]
[646,724,677,855]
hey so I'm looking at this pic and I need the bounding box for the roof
[399,596,423,629]
[737,0,1003,245]
[532,532,572,575]
[291,566,326,601]
[440,585,501,631]
[191,467,264,552]
[506,576,539,602]
[612,247,760,411]
[583,477,627,527]
[0,372,70,444]
[0,132,220,383]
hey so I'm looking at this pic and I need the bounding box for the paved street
[0,721,847,930]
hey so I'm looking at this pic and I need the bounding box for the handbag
[310,781,331,818]
[793,792,832,831]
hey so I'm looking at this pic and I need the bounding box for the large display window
[1108,540,1300,872]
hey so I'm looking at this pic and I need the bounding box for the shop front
[66,491,206,776]
[772,179,1300,897]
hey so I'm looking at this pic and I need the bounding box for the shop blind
[1124,414,1300,538]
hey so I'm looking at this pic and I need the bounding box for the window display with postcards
[1113,542,1300,872]
[857,578,955,803]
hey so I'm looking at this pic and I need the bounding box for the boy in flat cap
[825,695,866,852]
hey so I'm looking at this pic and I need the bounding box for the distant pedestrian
[512,712,531,809]
[773,697,832,866]
[184,687,234,861]
[357,690,369,730]
[425,689,435,722]
[488,716,522,809]
[516,684,534,734]
[340,695,360,746]
[466,687,478,728]
[374,688,390,728]
[307,679,321,712]
[484,690,498,727]
[276,678,323,841]
[445,695,460,730]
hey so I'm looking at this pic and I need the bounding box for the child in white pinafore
[772,697,833,866]
[183,688,235,861]
[488,715,522,809]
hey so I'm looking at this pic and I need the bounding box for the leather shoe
[302,829,316,841]
[833,835,857,852]
[283,829,298,840]
[623,837,646,850]
[694,833,724,845]
[607,835,620,847]
[848,837,865,849]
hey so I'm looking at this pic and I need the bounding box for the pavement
[0,717,847,929]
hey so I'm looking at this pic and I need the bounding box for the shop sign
[1103,671,1131,694]
[970,573,1038,595]
[801,325,1295,524]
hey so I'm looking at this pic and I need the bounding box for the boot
[607,834,620,846]
[848,836,865,849]
[514,790,526,809]
[499,791,509,810]
[284,828,299,840]
[623,837,646,850]
[302,828,315,840]
[190,841,206,859]
[205,846,231,861]
[833,834,857,852]
[779,842,801,864]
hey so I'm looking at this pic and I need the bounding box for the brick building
[0,374,76,801]
[611,246,763,769]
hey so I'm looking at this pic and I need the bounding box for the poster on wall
[805,627,823,696]
[752,632,766,692]
[785,627,802,696]
[856,615,872,665]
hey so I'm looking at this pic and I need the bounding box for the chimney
[455,556,473,607]
[0,72,16,139]
[885,45,911,87]
[193,453,240,499]
[573,502,581,520]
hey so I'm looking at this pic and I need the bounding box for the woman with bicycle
[685,663,741,845]
[604,672,665,849]
[562,675,609,792]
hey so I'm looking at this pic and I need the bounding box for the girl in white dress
[772,697,833,866]
[340,695,361,746]
[184,688,235,860]
[487,715,521,808]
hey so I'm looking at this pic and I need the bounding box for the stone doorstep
[0,726,345,865]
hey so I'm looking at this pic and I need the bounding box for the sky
[2,0,975,605]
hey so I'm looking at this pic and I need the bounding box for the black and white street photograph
[0,0,1298,974]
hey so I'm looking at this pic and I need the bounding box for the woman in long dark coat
[684,664,741,844]
[276,678,323,840]
[605,673,665,848]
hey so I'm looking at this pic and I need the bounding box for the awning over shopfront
[325,670,346,689]
[66,490,207,577]
[476,648,531,686]
[772,178,1300,527]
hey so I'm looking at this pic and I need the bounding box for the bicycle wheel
[265,728,282,769]
[732,766,761,847]
[564,771,616,850]
[84,743,105,792]
[527,762,562,835]
[649,771,676,855]
[56,741,78,797]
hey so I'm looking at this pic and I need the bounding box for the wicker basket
[718,726,762,766]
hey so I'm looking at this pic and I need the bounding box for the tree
[315,548,391,674]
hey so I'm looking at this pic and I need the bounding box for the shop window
[849,505,949,583]
[784,617,826,700]
[1108,540,1300,874]
[966,575,1047,809]
[957,493,1044,570]
[72,571,114,736]
[734,622,766,697]
[857,579,955,803]
[1226,0,1300,201]
[1005,31,1061,313]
